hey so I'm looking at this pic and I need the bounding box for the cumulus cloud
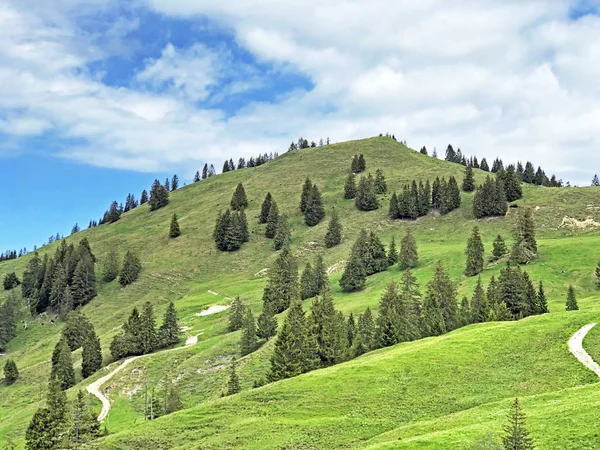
[1,0,600,183]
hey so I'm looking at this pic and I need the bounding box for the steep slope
[2,136,600,447]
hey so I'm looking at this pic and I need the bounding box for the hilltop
[2,136,600,448]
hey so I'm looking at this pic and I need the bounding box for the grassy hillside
[2,136,600,448]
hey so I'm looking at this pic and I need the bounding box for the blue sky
[1,0,600,251]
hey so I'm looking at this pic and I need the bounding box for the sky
[2,0,600,251]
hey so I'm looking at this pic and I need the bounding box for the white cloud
[1,0,600,183]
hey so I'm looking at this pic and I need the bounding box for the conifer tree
[300,177,312,213]
[202,163,208,179]
[259,193,272,224]
[68,390,100,446]
[226,358,241,396]
[268,301,314,381]
[140,189,149,204]
[139,301,158,354]
[487,275,501,310]
[149,179,169,211]
[163,383,183,415]
[501,165,523,202]
[339,236,367,292]
[49,265,67,311]
[498,262,525,318]
[352,307,375,356]
[346,313,356,347]
[102,245,120,282]
[522,272,537,316]
[71,255,97,307]
[422,261,458,335]
[228,296,246,331]
[399,228,418,270]
[158,302,181,347]
[171,174,179,191]
[511,208,537,264]
[351,154,359,173]
[523,162,535,184]
[164,178,171,192]
[230,183,248,211]
[344,174,357,199]
[324,210,343,247]
[480,158,490,172]
[355,174,379,211]
[459,296,471,327]
[257,303,278,341]
[376,282,402,347]
[194,171,200,182]
[365,232,389,275]
[565,285,578,311]
[593,174,600,186]
[3,272,20,291]
[358,154,366,172]
[265,201,279,239]
[169,214,181,238]
[432,177,442,209]
[262,247,299,313]
[387,237,398,265]
[388,192,400,219]
[4,359,18,385]
[465,226,485,276]
[274,214,291,250]
[374,169,387,194]
[81,328,102,379]
[0,293,17,352]
[51,336,76,390]
[309,290,348,366]
[26,379,67,450]
[119,251,142,286]
[62,310,93,351]
[462,165,475,192]
[492,235,508,261]
[502,398,535,450]
[536,281,549,314]
[304,184,325,226]
[239,309,258,356]
[300,262,315,300]
[596,261,600,288]
[470,277,489,323]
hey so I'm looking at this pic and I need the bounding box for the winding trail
[568,323,600,377]
[86,334,199,422]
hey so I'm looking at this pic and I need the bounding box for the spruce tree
[81,328,102,379]
[344,174,357,199]
[565,285,578,311]
[389,192,400,219]
[399,228,418,270]
[351,154,359,173]
[259,193,272,224]
[228,296,246,331]
[465,226,485,276]
[536,281,549,314]
[309,290,348,366]
[169,214,181,238]
[502,165,523,202]
[119,251,142,286]
[459,296,471,327]
[71,255,97,307]
[346,313,356,347]
[423,261,458,335]
[51,337,76,390]
[62,310,93,351]
[158,302,180,347]
[324,210,343,247]
[470,277,489,323]
[265,200,279,239]
[149,179,169,211]
[239,309,258,356]
[374,169,387,194]
[596,261,600,288]
[502,398,535,450]
[257,303,278,341]
[511,208,537,264]
[194,171,200,182]
[300,262,315,300]
[304,184,325,226]
[366,232,390,275]
[4,359,18,385]
[140,190,148,204]
[102,245,120,282]
[358,154,366,172]
[352,307,375,356]
[164,384,183,415]
[300,177,312,213]
[226,358,241,395]
[499,262,525,318]
[68,390,100,446]
[3,272,20,291]
[375,282,401,347]
[355,174,379,211]
[139,301,158,354]
[339,233,368,292]
[262,247,299,313]
[171,174,179,191]
[26,379,67,450]
[492,235,508,261]
[387,237,399,266]
[274,214,291,251]
[230,183,248,211]
[462,165,475,192]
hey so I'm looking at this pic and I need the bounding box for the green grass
[2,136,600,448]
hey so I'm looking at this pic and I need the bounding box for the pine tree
[81,327,102,379]
[502,398,535,450]
[257,302,278,341]
[344,174,357,199]
[352,307,375,356]
[262,247,299,313]
[399,228,418,270]
[536,281,549,314]
[102,245,120,282]
[300,177,312,213]
[300,262,315,300]
[324,210,343,247]
[169,214,181,238]
[239,309,258,356]
[4,359,18,385]
[260,193,273,224]
[565,285,578,311]
[374,169,387,194]
[492,235,508,261]
[274,214,291,250]
[51,337,76,390]
[158,302,180,347]
[226,358,241,395]
[462,165,475,192]
[265,200,279,239]
[228,296,246,331]
[355,174,379,211]
[465,226,485,276]
[68,390,100,446]
[470,277,489,323]
[309,290,348,366]
[304,184,325,226]
[387,237,399,265]
[230,183,248,211]
[119,251,142,286]
[511,208,537,264]
[139,301,158,354]
[149,179,169,211]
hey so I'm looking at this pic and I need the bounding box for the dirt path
[86,333,199,422]
[568,323,600,377]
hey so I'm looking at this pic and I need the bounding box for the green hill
[2,136,600,448]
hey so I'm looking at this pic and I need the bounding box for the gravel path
[86,334,199,422]
[568,323,600,377]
